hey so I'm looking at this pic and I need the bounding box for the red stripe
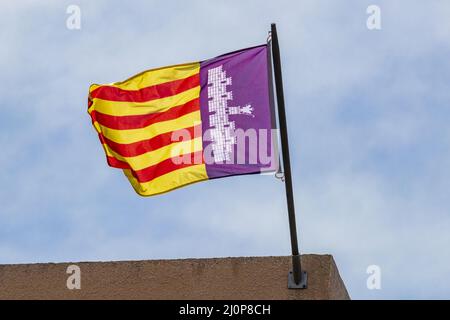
[102,137,204,184]
[106,156,130,169]
[99,124,202,158]
[107,151,204,184]
[90,98,199,130]
[130,151,204,183]
[90,73,199,103]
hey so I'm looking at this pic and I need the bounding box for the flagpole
[270,23,307,289]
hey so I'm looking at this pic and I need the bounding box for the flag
[88,44,277,196]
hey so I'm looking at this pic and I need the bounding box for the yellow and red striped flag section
[88,45,276,196]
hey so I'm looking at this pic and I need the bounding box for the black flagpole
[270,23,307,289]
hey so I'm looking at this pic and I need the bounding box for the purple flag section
[200,45,278,179]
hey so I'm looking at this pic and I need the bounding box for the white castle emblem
[207,65,254,162]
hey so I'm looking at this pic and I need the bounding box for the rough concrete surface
[0,254,349,300]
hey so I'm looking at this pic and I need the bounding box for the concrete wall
[0,254,349,300]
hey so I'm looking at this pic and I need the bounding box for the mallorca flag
[88,45,277,196]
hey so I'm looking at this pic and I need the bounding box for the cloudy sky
[1,0,450,299]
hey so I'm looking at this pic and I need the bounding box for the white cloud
[1,0,450,299]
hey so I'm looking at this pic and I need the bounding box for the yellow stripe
[93,121,101,133]
[89,62,200,93]
[88,86,200,116]
[123,164,208,196]
[97,111,201,144]
[103,136,203,171]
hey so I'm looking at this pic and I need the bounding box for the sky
[1,0,450,299]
